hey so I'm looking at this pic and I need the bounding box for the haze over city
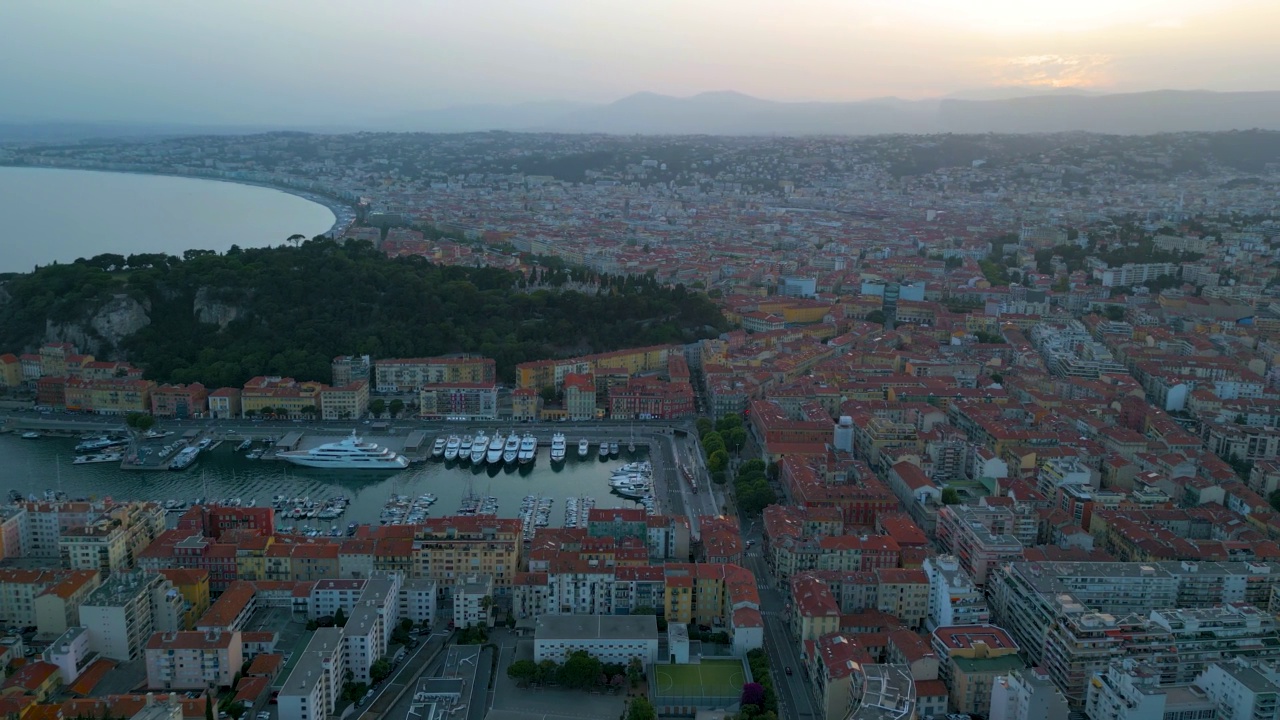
[1,0,1278,128]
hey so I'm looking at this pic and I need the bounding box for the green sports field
[653,659,748,700]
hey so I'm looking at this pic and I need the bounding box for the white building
[1195,659,1280,720]
[989,667,1068,720]
[307,579,366,620]
[343,575,399,684]
[453,575,493,629]
[398,578,437,627]
[42,626,92,684]
[1085,659,1217,720]
[278,628,346,720]
[534,614,660,664]
[923,556,990,630]
[78,571,184,662]
[145,629,244,690]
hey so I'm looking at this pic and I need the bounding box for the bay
[0,167,337,273]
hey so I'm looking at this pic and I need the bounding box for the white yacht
[578,438,590,458]
[74,451,123,465]
[550,433,567,462]
[486,432,506,464]
[470,432,489,464]
[443,435,461,461]
[459,435,474,462]
[502,433,521,465]
[518,433,538,464]
[431,437,446,458]
[277,431,409,470]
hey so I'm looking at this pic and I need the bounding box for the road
[743,526,820,720]
[360,630,452,720]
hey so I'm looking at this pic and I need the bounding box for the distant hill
[398,89,1280,136]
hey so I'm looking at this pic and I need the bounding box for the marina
[0,430,658,529]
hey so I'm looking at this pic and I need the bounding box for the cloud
[986,54,1115,88]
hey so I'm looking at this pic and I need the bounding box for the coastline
[0,162,356,237]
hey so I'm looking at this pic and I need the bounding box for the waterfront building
[563,372,596,420]
[150,383,208,418]
[206,387,241,419]
[417,381,497,420]
[374,356,495,392]
[330,354,371,387]
[318,380,369,420]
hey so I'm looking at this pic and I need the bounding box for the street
[743,525,820,720]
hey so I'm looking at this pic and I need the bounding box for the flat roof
[535,614,658,642]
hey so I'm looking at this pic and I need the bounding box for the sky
[0,0,1276,126]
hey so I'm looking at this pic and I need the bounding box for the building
[239,376,322,418]
[398,578,437,627]
[42,626,93,685]
[934,504,1028,585]
[277,627,345,720]
[33,569,102,636]
[318,380,369,421]
[533,614,659,664]
[65,378,156,414]
[151,383,208,418]
[1195,658,1280,720]
[932,625,1025,715]
[343,575,399,684]
[453,575,493,630]
[922,555,990,630]
[411,517,522,595]
[511,388,540,421]
[374,356,495,392]
[1085,659,1217,720]
[145,629,243,690]
[847,663,916,720]
[563,373,596,421]
[418,382,497,420]
[608,377,695,420]
[78,571,185,662]
[989,666,1069,720]
[207,387,242,419]
[331,355,371,387]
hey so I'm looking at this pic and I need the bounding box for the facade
[374,356,495,392]
[1085,659,1217,720]
[533,614,660,664]
[989,666,1069,720]
[413,517,522,595]
[207,388,242,419]
[418,382,497,420]
[331,355,371,387]
[42,626,92,685]
[78,571,185,662]
[151,383,208,418]
[1195,659,1280,720]
[922,555,990,630]
[511,388,540,421]
[64,378,156,414]
[318,380,369,421]
[563,373,597,421]
[608,377,695,420]
[240,376,322,418]
[343,575,399,684]
[398,578,437,627]
[144,629,244,690]
[452,575,493,629]
[932,625,1025,715]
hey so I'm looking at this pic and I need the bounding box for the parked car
[785,666,793,676]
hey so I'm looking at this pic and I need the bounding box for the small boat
[20,432,40,440]
[431,437,447,458]
[470,432,488,464]
[599,443,610,459]
[236,439,253,451]
[550,433,567,463]
[578,439,590,458]
[609,442,619,457]
[518,434,537,464]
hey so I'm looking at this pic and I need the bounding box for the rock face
[193,286,245,329]
[45,294,151,357]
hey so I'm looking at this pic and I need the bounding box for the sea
[0,167,337,274]
[0,433,652,530]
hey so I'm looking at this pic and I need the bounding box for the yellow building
[158,568,212,630]
[411,517,523,593]
[516,345,676,390]
[319,380,369,421]
[240,376,323,418]
[64,378,155,415]
[0,354,22,387]
[511,388,540,421]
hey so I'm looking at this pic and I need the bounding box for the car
[785,666,793,676]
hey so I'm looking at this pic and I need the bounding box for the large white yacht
[277,431,409,470]
[486,432,506,464]
[443,435,461,461]
[470,432,489,464]
[502,433,521,465]
[550,433,567,462]
[518,433,538,464]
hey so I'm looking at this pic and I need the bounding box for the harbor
[0,429,661,530]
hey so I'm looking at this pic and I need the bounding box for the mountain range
[392,89,1280,136]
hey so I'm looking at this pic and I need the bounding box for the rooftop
[534,614,659,642]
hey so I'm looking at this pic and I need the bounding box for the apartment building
[417,382,497,420]
[934,504,1028,585]
[330,355,371,387]
[144,629,244,690]
[409,517,522,595]
[932,625,1025,715]
[33,570,103,636]
[922,555,990,630]
[989,666,1069,720]
[0,569,101,633]
[318,380,369,421]
[78,571,185,662]
[344,575,400,684]
[374,356,495,392]
[1085,659,1217,720]
[64,378,156,414]
[607,377,695,419]
[277,628,345,720]
[533,614,659,664]
[150,383,208,418]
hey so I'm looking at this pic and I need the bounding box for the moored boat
[550,433,567,462]
[577,438,590,458]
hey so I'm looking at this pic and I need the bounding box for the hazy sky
[1,0,1276,125]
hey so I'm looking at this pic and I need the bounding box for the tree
[866,309,887,325]
[701,431,725,455]
[537,659,559,684]
[539,385,557,405]
[741,682,766,709]
[205,695,214,720]
[712,470,728,485]
[740,459,767,478]
[941,487,961,505]
[1104,306,1126,322]
[695,417,714,438]
[301,405,318,418]
[507,659,538,684]
[725,427,747,453]
[125,412,156,432]
[736,480,777,515]
[286,234,306,247]
[370,658,393,684]
[716,414,743,433]
[558,651,603,689]
[259,406,276,418]
[989,373,1003,384]
[333,607,347,627]
[626,697,657,720]
[388,399,405,417]
[627,657,644,687]
[369,398,386,417]
[707,449,729,473]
